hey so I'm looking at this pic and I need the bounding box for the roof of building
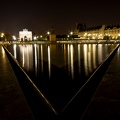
[87,25,102,31]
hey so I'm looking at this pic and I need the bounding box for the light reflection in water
[22,45,25,67]
[2,47,5,58]
[78,44,81,73]
[26,46,30,71]
[64,44,74,79]
[93,44,97,69]
[83,44,88,76]
[6,44,117,82]
[66,44,74,79]
[97,44,103,64]
[19,45,33,71]
[13,44,17,59]
[41,44,43,72]
[34,44,37,76]
[63,44,67,67]
[48,45,51,78]
[67,44,70,75]
[70,44,74,79]
[4,42,118,115]
[88,44,92,73]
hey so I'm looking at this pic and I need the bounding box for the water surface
[5,43,117,111]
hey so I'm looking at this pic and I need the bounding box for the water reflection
[84,44,88,76]
[17,45,34,71]
[48,45,51,78]
[93,44,97,69]
[78,44,81,73]
[5,43,117,111]
[67,44,74,79]
[2,46,5,58]
[6,44,117,81]
[40,44,43,73]
[34,44,38,76]
[13,44,17,59]
[70,44,74,79]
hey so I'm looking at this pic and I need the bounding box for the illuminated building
[19,29,32,41]
[74,23,120,40]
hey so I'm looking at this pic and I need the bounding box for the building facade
[19,29,32,41]
[74,23,120,40]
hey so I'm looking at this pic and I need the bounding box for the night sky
[0,0,120,37]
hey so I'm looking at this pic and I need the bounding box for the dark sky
[0,0,120,37]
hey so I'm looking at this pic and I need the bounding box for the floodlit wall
[74,23,120,40]
[19,29,32,41]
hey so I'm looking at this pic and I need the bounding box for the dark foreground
[0,44,120,120]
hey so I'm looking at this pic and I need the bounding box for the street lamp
[47,31,50,35]
[33,36,37,40]
[1,33,4,43]
[70,31,73,40]
[47,31,50,40]
[1,33,4,38]
[12,35,16,40]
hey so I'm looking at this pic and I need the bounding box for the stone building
[47,25,56,41]
[19,29,32,41]
[74,23,120,40]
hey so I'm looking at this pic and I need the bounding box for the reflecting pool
[5,43,117,111]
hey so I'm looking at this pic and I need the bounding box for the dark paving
[81,47,120,120]
[0,45,35,120]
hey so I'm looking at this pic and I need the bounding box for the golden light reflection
[67,44,74,79]
[70,44,74,79]
[67,44,70,75]
[78,44,81,73]
[48,45,51,78]
[88,44,92,73]
[19,45,33,70]
[83,44,88,76]
[13,44,17,59]
[26,46,29,70]
[34,44,37,76]
[41,44,43,72]
[22,46,25,67]
[27,45,33,71]
[98,44,103,64]
[63,44,67,66]
[93,44,97,68]
[2,47,5,58]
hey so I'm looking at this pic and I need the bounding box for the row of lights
[0,32,17,41]
[0,31,74,41]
